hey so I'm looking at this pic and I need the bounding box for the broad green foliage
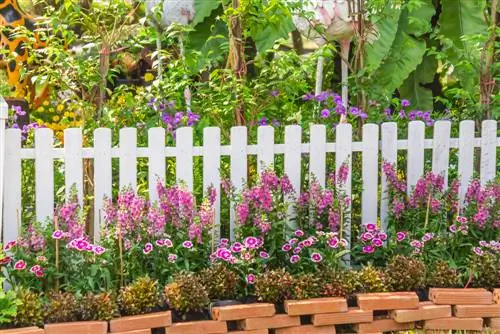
[0,278,19,325]
[193,0,221,25]
[399,55,437,111]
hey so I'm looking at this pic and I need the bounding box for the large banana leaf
[399,55,437,111]
[193,0,222,25]
[440,0,487,49]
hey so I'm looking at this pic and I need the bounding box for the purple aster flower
[359,112,368,119]
[259,251,269,259]
[399,110,406,118]
[302,93,314,101]
[311,252,323,263]
[143,242,153,255]
[396,231,407,242]
[247,274,255,285]
[362,245,375,254]
[281,243,292,252]
[315,92,328,102]
[290,255,300,263]
[258,117,267,126]
[426,120,434,126]
[408,110,416,120]
[320,109,330,118]
[422,111,431,120]
[182,241,193,249]
[401,99,410,107]
[349,107,360,115]
[270,90,280,97]
[384,108,392,116]
[416,111,424,118]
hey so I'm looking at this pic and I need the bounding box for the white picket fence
[0,100,498,249]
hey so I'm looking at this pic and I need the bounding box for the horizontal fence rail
[1,120,499,251]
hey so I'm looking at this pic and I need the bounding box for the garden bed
[1,289,499,334]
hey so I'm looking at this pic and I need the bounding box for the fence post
[0,98,7,242]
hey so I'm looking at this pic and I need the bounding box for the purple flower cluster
[67,237,106,255]
[410,232,434,255]
[7,106,43,140]
[472,241,499,256]
[302,91,368,120]
[382,162,407,194]
[385,99,435,126]
[281,230,347,264]
[210,236,267,264]
[449,216,469,235]
[464,181,499,229]
[359,224,387,254]
[147,98,200,137]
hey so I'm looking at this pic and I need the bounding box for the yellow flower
[68,112,76,118]
[52,115,60,122]
[56,104,64,112]
[37,107,44,112]
[144,73,154,82]
[43,101,49,106]
[64,112,69,117]
[49,108,55,112]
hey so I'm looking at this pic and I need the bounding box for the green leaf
[364,4,402,72]
[193,0,222,26]
[399,55,437,110]
[252,16,295,53]
[440,0,487,49]
[405,0,435,37]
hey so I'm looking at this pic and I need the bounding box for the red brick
[355,318,414,333]
[275,324,335,334]
[454,304,500,318]
[494,289,500,304]
[429,288,493,305]
[111,330,151,334]
[488,318,500,329]
[238,314,301,330]
[228,330,268,334]
[211,303,275,320]
[423,317,483,331]
[312,307,372,325]
[0,328,44,334]
[166,320,227,334]
[391,303,451,323]
[44,321,107,334]
[285,298,347,316]
[110,312,172,332]
[356,292,419,310]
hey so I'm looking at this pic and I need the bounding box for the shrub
[118,277,159,316]
[254,269,293,304]
[80,292,118,321]
[291,273,321,300]
[0,278,19,326]
[427,260,461,288]
[470,252,500,290]
[14,288,44,327]
[164,271,209,313]
[385,255,426,291]
[199,263,239,300]
[357,265,388,293]
[45,292,78,323]
[320,268,360,297]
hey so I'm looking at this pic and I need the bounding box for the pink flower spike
[14,260,26,270]
[52,230,64,240]
[143,242,153,255]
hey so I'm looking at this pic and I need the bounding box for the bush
[385,255,426,291]
[357,265,388,293]
[199,263,239,300]
[426,260,461,288]
[470,253,500,290]
[164,271,209,313]
[45,292,78,324]
[254,269,293,304]
[291,273,321,300]
[320,268,360,297]
[118,277,159,316]
[14,289,44,327]
[80,292,118,321]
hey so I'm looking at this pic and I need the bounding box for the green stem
[424,193,431,230]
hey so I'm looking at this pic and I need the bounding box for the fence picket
[0,100,6,240]
[380,122,397,232]
[230,127,247,240]
[336,123,352,259]
[362,124,379,225]
[309,124,326,187]
[176,127,193,190]
[257,126,274,173]
[64,128,83,204]
[3,130,21,242]
[119,128,137,190]
[458,121,475,203]
[480,120,497,186]
[148,128,166,203]
[407,121,425,195]
[203,127,221,240]
[35,128,54,224]
[94,128,112,241]
[431,121,451,187]
[284,125,302,228]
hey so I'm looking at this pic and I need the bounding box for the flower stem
[424,193,431,230]
[54,215,59,291]
[117,223,124,288]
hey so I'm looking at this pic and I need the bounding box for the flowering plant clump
[461,180,499,237]
[225,170,295,264]
[102,183,216,284]
[199,263,239,300]
[280,230,349,273]
[118,277,160,316]
[291,273,321,300]
[147,98,200,139]
[164,271,210,314]
[385,255,426,291]
[468,243,500,289]
[45,291,79,324]
[295,164,351,237]
[3,194,112,293]
[13,288,44,328]
[254,268,293,304]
